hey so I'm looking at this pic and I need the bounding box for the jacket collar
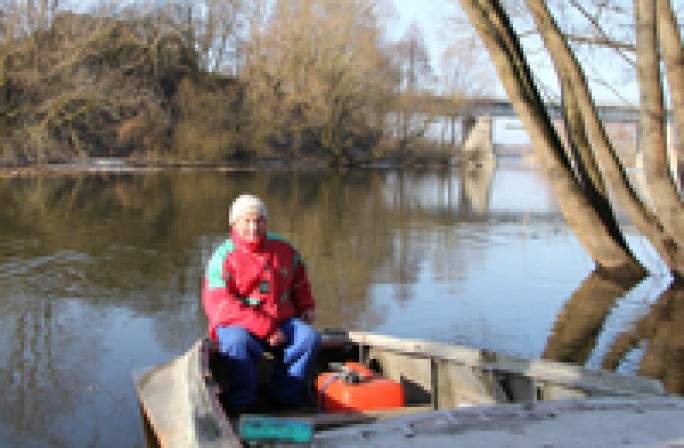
[231,228,265,252]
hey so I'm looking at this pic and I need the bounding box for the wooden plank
[275,405,434,430]
[437,361,503,407]
[347,331,486,365]
[136,346,195,447]
[366,348,433,403]
[346,331,665,396]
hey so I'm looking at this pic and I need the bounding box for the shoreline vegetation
[0,142,541,177]
[1,5,468,171]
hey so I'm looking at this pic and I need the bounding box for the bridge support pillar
[458,116,495,163]
[462,115,477,143]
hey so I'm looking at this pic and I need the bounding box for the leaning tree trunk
[559,79,636,261]
[459,0,646,278]
[656,0,684,184]
[525,0,684,279]
[637,0,684,247]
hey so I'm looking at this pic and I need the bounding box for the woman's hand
[300,309,316,324]
[268,328,286,347]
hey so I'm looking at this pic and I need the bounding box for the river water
[0,158,678,447]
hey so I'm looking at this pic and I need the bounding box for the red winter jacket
[202,230,316,340]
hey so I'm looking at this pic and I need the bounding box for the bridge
[402,94,677,171]
[417,95,646,123]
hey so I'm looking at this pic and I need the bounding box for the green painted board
[238,415,313,444]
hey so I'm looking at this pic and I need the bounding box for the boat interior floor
[217,378,434,430]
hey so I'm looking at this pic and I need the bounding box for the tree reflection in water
[542,270,644,366]
[601,284,684,395]
[543,269,683,396]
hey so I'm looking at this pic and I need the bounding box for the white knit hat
[229,194,268,225]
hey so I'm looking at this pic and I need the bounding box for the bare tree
[457,0,683,280]
[144,0,250,75]
[2,5,171,161]
[439,5,498,98]
[636,0,684,248]
[240,0,398,165]
[390,22,437,153]
[0,0,256,164]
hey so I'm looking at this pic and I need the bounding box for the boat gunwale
[198,338,241,446]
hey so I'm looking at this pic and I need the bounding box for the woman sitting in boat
[202,193,321,415]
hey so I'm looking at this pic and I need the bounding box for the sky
[391,0,445,32]
[389,0,640,104]
[389,0,509,98]
[390,0,531,144]
[389,0,450,58]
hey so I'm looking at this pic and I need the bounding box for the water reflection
[542,270,643,365]
[0,165,679,447]
[462,158,496,213]
[541,267,684,394]
[600,284,684,395]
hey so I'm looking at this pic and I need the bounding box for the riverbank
[0,159,314,178]
[0,153,463,178]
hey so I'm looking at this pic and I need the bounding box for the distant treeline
[1,1,456,167]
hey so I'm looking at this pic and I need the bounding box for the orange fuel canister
[316,362,404,412]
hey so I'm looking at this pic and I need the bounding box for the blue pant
[216,319,321,407]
